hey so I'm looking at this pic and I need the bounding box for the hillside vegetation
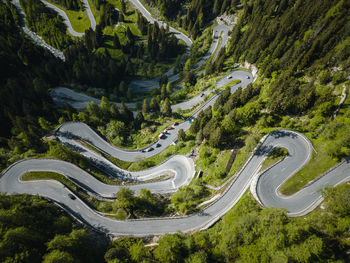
[0,0,349,262]
[228,0,349,114]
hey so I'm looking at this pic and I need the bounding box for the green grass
[206,33,222,64]
[259,147,288,173]
[222,79,242,89]
[78,139,132,170]
[127,140,195,171]
[46,1,91,33]
[171,72,228,104]
[197,147,232,186]
[171,76,218,103]
[280,87,350,195]
[78,136,195,172]
[226,132,263,181]
[279,143,338,195]
[22,171,75,188]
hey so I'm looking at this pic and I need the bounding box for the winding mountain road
[1,130,349,236]
[2,0,350,238]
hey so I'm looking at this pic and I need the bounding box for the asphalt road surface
[53,70,252,162]
[2,0,350,237]
[50,70,252,112]
[2,130,349,236]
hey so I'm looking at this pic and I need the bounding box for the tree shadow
[270,130,297,139]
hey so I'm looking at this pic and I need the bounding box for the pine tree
[213,0,220,15]
[150,97,159,112]
[166,82,172,94]
[134,111,144,129]
[221,0,228,14]
[142,99,149,115]
[121,0,126,14]
[113,33,121,49]
[126,27,133,41]
[161,85,167,100]
[161,98,172,116]
[95,24,103,47]
[178,128,186,141]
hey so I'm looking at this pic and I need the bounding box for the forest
[103,185,350,262]
[226,0,349,115]
[0,0,350,262]
[143,0,240,38]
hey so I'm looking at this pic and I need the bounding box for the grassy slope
[46,1,90,33]
[280,87,350,195]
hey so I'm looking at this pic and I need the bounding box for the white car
[227,75,232,79]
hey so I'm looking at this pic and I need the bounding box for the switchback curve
[1,130,349,236]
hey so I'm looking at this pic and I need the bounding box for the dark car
[156,143,161,148]
[68,193,76,200]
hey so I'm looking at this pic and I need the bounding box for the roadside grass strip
[259,147,289,173]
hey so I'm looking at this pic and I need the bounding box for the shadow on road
[270,130,297,139]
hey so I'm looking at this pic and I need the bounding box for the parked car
[68,193,76,200]
[147,147,154,152]
[227,75,232,79]
[173,122,179,126]
[247,76,250,79]
[200,93,204,97]
[166,126,173,130]
[156,143,161,148]
[158,134,165,139]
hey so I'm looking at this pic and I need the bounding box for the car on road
[166,126,173,131]
[247,76,250,79]
[158,133,165,139]
[156,143,161,148]
[173,122,179,126]
[227,75,232,79]
[200,93,204,97]
[146,147,154,152]
[68,193,76,200]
